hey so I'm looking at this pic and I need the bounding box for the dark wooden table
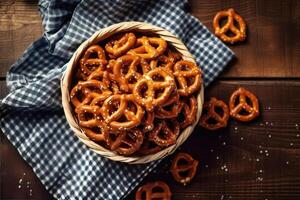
[1,0,300,199]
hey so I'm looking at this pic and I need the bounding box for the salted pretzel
[79,45,107,76]
[171,152,198,185]
[148,119,180,147]
[75,105,108,141]
[138,139,162,155]
[139,111,155,132]
[70,80,112,107]
[155,91,181,119]
[133,68,176,111]
[135,181,171,200]
[229,87,259,122]
[104,128,144,155]
[178,96,198,129]
[101,94,144,131]
[111,55,151,92]
[105,32,136,58]
[199,97,229,130]
[149,55,174,71]
[172,60,202,96]
[128,36,167,60]
[213,8,246,44]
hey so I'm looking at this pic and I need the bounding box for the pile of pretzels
[70,32,202,156]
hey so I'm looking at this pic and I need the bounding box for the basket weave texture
[61,21,204,164]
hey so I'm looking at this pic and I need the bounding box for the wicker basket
[61,21,204,164]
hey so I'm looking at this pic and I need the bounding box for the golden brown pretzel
[213,8,246,44]
[155,91,181,119]
[199,97,229,130]
[178,96,198,129]
[133,68,176,111]
[229,87,259,122]
[172,60,202,96]
[148,119,180,147]
[70,80,112,107]
[75,105,107,141]
[101,94,144,131]
[128,36,167,60]
[111,55,151,92]
[135,181,171,200]
[104,128,143,155]
[139,111,155,132]
[105,32,136,58]
[79,45,107,76]
[171,152,198,185]
[87,68,110,87]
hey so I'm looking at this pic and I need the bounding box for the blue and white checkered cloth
[0,0,234,199]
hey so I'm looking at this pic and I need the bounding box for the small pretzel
[105,32,136,58]
[135,181,171,200]
[101,94,144,131]
[133,68,176,112]
[87,68,110,87]
[75,105,107,141]
[70,80,111,107]
[111,55,151,92]
[213,8,246,44]
[178,96,198,129]
[149,55,174,71]
[199,97,229,130]
[172,60,202,96]
[171,152,198,185]
[138,139,162,155]
[128,36,167,60]
[104,128,143,155]
[148,119,180,147]
[139,111,155,132]
[79,45,107,76]
[229,87,259,122]
[155,91,181,119]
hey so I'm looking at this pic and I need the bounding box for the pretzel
[87,68,110,87]
[155,91,181,119]
[213,8,246,44]
[139,111,155,132]
[229,87,259,122]
[135,181,171,200]
[172,60,202,96]
[101,94,144,131]
[104,128,143,155]
[171,152,198,185]
[79,45,107,76]
[128,36,167,60]
[75,105,108,141]
[149,55,174,71]
[70,80,111,107]
[133,68,176,111]
[111,55,151,92]
[105,32,136,58]
[138,139,162,155]
[178,96,198,129]
[199,97,229,130]
[148,119,180,147]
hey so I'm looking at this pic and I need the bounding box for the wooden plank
[126,80,300,200]
[0,0,300,79]
[189,0,300,78]
[0,0,43,77]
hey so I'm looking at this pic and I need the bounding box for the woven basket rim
[61,21,204,164]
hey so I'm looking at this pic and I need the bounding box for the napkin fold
[0,0,234,199]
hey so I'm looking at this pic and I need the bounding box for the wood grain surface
[1,0,300,200]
